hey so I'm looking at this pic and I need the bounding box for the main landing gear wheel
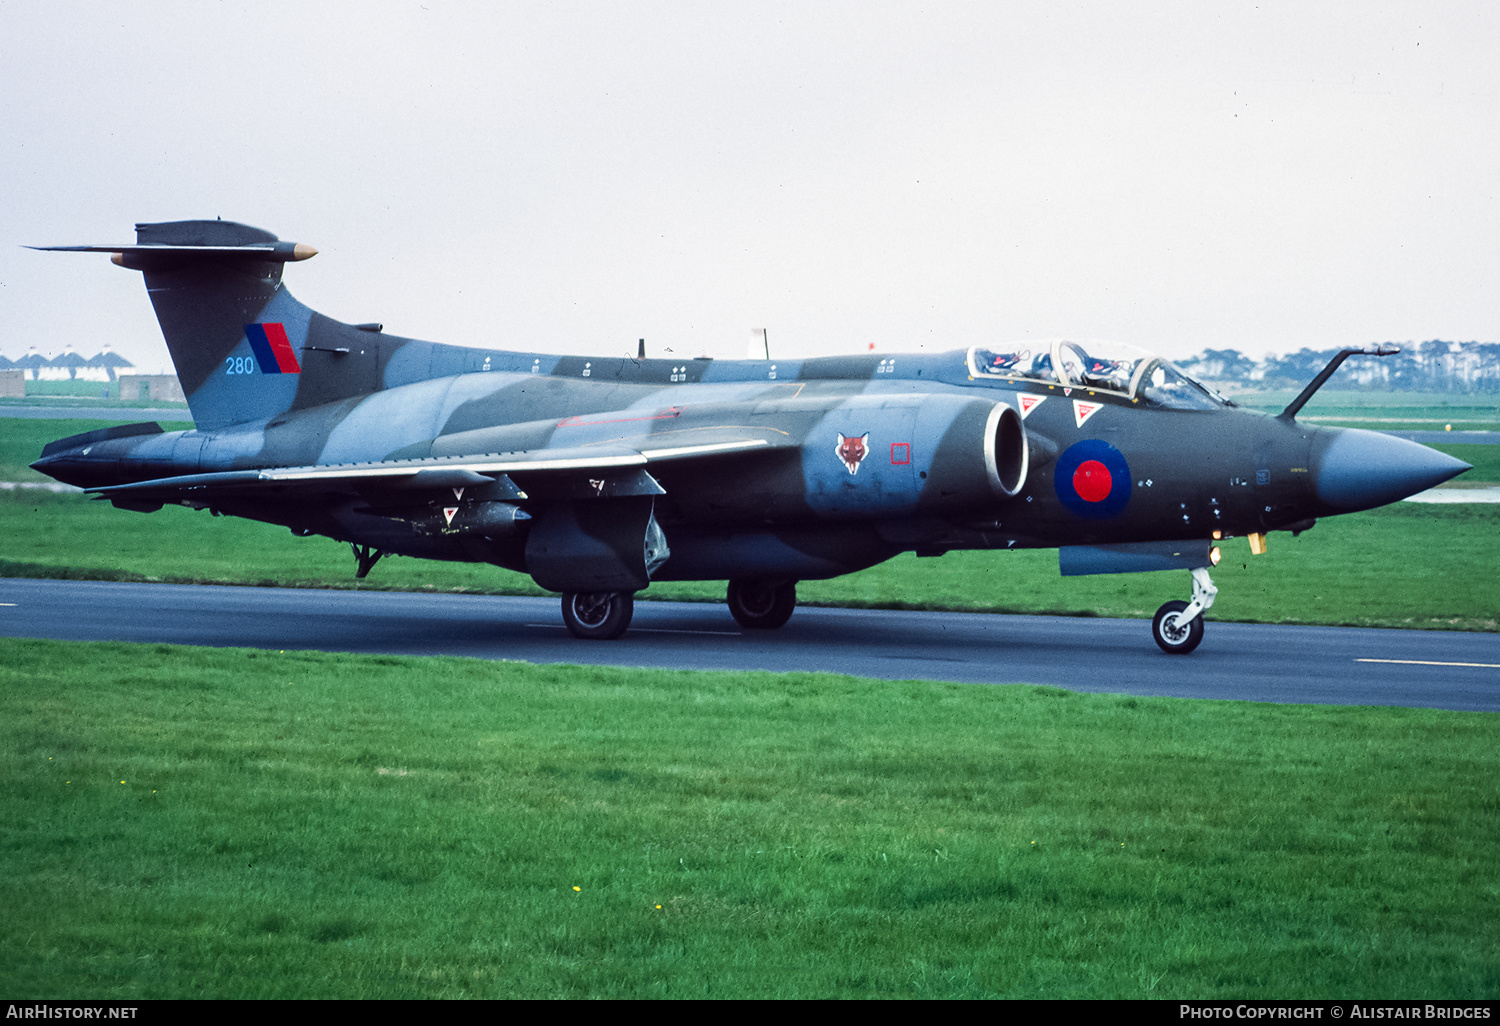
[726,579,797,630]
[561,591,634,640]
[1152,600,1204,655]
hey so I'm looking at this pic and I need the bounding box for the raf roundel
[1054,439,1132,518]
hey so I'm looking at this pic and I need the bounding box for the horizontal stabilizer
[29,242,317,264]
[40,422,163,459]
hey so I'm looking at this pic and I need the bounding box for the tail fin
[35,220,391,431]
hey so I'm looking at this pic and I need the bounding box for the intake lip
[1314,428,1471,513]
[985,402,1028,498]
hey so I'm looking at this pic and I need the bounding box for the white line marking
[635,627,742,637]
[0,602,15,607]
[1403,488,1500,504]
[640,440,769,459]
[524,623,740,637]
[0,481,83,493]
[1357,658,1500,669]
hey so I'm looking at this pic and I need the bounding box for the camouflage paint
[32,220,1470,595]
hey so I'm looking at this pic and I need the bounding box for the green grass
[2,638,1496,998]
[0,419,194,482]
[5,419,1498,631]
[1229,390,1500,432]
[0,379,189,409]
[1428,443,1500,484]
[3,491,1496,630]
[21,380,129,397]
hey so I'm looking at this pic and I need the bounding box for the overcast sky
[2,1,1495,372]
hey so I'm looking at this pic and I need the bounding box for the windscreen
[968,346,1058,384]
[969,341,1227,410]
[1135,361,1224,410]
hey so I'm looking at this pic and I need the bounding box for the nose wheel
[561,591,634,640]
[1152,600,1204,654]
[1151,567,1217,655]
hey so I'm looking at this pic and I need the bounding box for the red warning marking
[1073,460,1113,503]
[891,442,910,465]
[1018,394,1046,419]
[1072,399,1103,428]
[442,506,459,526]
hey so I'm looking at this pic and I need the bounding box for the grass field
[0,379,190,410]
[2,638,1496,999]
[1228,390,1500,432]
[18,380,135,397]
[2,419,196,482]
[5,405,1498,1001]
[4,419,1498,631]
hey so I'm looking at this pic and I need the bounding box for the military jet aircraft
[30,220,1470,652]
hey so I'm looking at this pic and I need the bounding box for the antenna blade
[747,328,769,360]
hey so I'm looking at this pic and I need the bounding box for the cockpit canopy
[967,340,1227,411]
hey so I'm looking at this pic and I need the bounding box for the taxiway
[2,578,1496,712]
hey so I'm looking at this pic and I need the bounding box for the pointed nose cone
[1315,428,1471,513]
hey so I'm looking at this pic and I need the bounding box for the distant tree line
[1179,341,1500,393]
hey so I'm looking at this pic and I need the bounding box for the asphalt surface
[3,578,1496,712]
[5,408,1495,712]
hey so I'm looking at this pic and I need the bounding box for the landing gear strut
[561,591,635,640]
[726,579,798,630]
[1151,567,1218,655]
[351,543,384,579]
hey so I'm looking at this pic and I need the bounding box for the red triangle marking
[1018,395,1045,419]
[443,506,459,526]
[1072,400,1103,428]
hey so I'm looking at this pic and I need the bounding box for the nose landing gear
[1152,566,1218,654]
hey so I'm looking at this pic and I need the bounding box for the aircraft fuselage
[31,219,1470,647]
[39,349,1339,583]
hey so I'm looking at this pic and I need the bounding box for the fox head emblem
[835,432,870,475]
